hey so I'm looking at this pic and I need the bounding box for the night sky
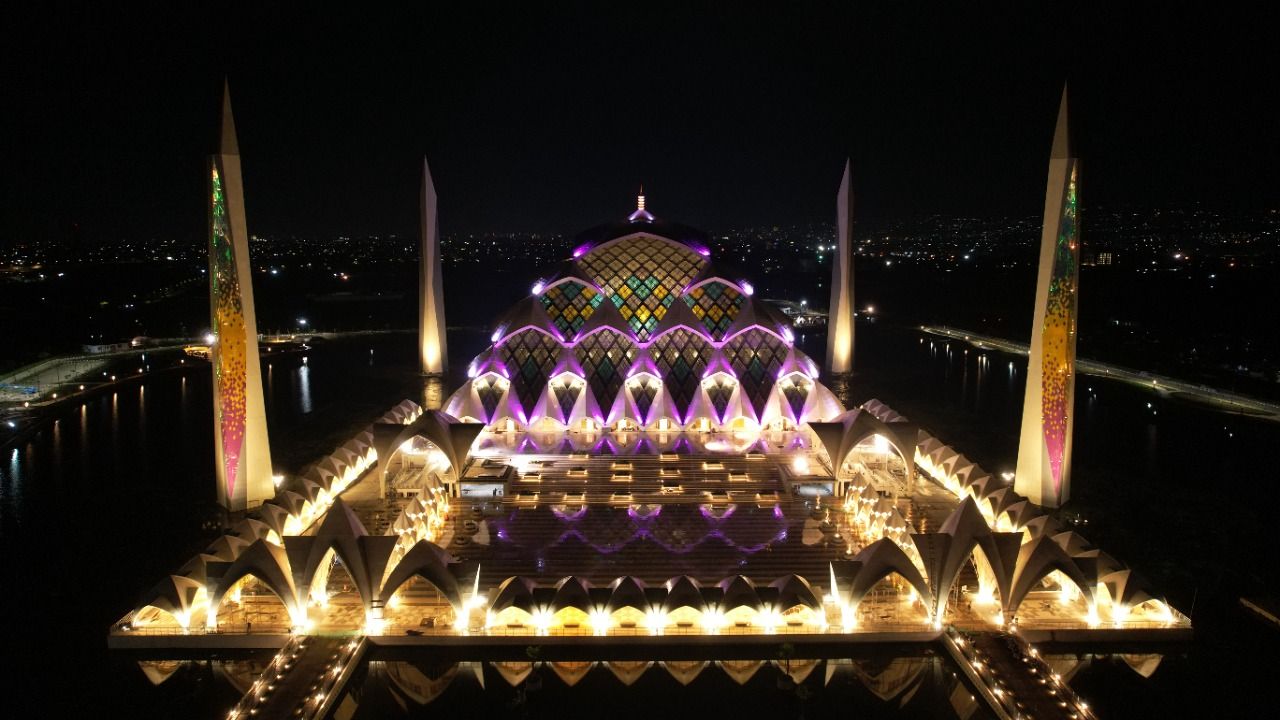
[3,3,1276,244]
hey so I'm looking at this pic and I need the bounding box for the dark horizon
[3,4,1276,246]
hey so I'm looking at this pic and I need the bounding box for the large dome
[445,204,843,431]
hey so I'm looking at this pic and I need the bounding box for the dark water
[1,322,1277,716]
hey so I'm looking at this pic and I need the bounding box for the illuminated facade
[209,84,274,511]
[444,196,845,431]
[1015,87,1081,508]
[116,91,1186,720]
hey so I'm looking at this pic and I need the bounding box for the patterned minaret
[1015,87,1080,508]
[825,159,855,374]
[209,83,274,511]
[419,157,448,375]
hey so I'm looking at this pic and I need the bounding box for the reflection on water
[131,654,274,718]
[128,650,1170,720]
[331,654,993,720]
[297,363,313,414]
[422,376,445,411]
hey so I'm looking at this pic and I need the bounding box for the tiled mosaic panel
[474,374,504,420]
[574,328,636,409]
[1040,161,1081,492]
[682,280,744,339]
[722,328,788,415]
[577,236,708,341]
[209,162,246,500]
[539,280,604,340]
[647,328,714,417]
[496,329,561,414]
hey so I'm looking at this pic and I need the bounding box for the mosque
[111,84,1186,720]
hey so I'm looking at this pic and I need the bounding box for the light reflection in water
[138,385,147,445]
[297,364,312,414]
[51,419,61,480]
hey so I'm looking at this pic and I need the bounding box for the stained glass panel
[722,328,787,416]
[577,236,707,340]
[706,375,736,420]
[539,280,604,340]
[574,328,635,409]
[647,328,713,417]
[682,280,744,339]
[630,375,660,423]
[495,329,561,414]
[474,374,505,420]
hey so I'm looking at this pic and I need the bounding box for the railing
[1011,618,1188,631]
[114,623,293,636]
[375,621,935,638]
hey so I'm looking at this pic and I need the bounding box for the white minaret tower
[209,82,274,511]
[419,157,448,376]
[825,160,855,375]
[1015,87,1081,508]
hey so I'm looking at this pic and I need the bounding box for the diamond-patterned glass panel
[577,236,708,340]
[706,376,736,420]
[722,328,788,416]
[574,328,635,409]
[630,376,660,423]
[473,374,504,420]
[781,375,811,419]
[682,280,744,340]
[496,329,560,414]
[647,329,713,417]
[539,280,604,340]
[552,379,581,419]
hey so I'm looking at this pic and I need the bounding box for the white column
[420,158,448,376]
[826,159,855,374]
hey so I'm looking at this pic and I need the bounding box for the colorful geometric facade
[684,279,745,339]
[446,205,844,430]
[577,234,708,340]
[1015,87,1081,508]
[209,85,274,511]
[539,279,604,340]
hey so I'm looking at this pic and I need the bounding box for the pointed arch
[843,538,934,610]
[379,541,463,612]
[1005,535,1096,617]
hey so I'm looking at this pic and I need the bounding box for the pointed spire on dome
[628,184,655,223]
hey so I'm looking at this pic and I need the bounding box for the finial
[628,184,654,223]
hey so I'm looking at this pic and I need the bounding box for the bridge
[922,325,1280,422]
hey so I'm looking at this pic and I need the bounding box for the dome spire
[628,184,655,223]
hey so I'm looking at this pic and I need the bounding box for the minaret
[1015,86,1081,508]
[209,82,274,511]
[825,159,855,374]
[419,157,448,376]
